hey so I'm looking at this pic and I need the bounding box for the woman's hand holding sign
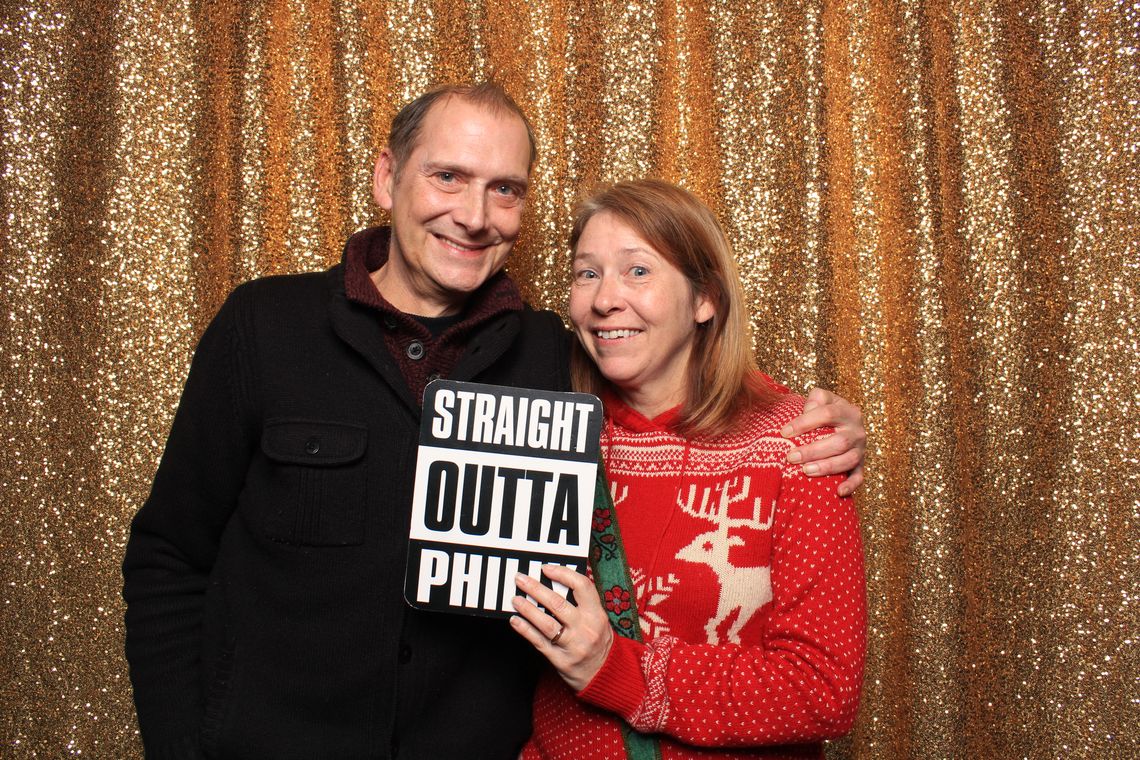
[511,567,614,692]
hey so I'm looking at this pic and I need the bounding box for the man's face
[372,97,532,316]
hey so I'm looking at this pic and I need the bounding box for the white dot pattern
[521,393,867,759]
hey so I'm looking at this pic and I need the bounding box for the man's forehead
[413,97,532,175]
[422,95,525,134]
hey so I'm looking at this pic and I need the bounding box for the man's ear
[373,149,396,211]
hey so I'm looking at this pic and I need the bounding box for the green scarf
[588,455,663,760]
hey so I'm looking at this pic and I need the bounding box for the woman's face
[569,212,714,417]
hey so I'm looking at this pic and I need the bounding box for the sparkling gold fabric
[1,1,1136,756]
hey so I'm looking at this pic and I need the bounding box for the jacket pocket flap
[261,419,367,465]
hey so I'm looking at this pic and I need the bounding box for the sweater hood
[602,388,683,434]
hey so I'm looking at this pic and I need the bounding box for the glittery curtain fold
[1,0,1136,756]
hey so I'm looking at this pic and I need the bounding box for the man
[123,82,865,760]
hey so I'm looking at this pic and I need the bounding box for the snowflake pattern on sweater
[522,391,867,760]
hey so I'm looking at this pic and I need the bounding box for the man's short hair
[387,81,538,175]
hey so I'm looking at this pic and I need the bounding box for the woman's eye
[631,266,649,277]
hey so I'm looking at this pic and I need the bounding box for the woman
[511,179,867,758]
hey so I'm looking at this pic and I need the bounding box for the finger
[542,565,605,614]
[800,448,862,478]
[511,593,563,641]
[837,463,865,497]
[540,565,594,595]
[515,571,574,621]
[788,430,851,465]
[540,564,591,589]
[509,613,560,651]
[801,387,835,414]
[781,404,837,439]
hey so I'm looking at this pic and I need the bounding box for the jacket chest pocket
[254,419,368,546]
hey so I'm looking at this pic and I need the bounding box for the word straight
[430,388,596,453]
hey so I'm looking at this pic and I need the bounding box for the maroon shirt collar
[342,226,523,333]
[339,226,526,405]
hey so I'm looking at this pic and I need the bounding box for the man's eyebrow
[420,160,462,174]
[419,160,529,188]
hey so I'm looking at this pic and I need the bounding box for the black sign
[404,380,603,618]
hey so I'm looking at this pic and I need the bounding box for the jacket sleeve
[122,290,257,760]
[577,466,867,747]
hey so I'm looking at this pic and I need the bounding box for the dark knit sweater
[123,227,571,759]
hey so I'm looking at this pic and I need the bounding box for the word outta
[423,461,580,544]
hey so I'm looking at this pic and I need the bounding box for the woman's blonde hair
[568,179,780,437]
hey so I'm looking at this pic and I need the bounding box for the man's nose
[453,187,488,231]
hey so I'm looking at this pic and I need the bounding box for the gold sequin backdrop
[0,0,1136,756]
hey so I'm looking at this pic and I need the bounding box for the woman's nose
[592,277,623,313]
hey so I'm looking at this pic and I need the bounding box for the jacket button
[304,437,320,455]
[406,341,425,360]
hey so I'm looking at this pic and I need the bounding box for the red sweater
[522,391,867,759]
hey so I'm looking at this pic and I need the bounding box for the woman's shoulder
[730,390,836,449]
[738,390,802,434]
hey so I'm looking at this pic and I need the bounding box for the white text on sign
[415,550,576,612]
[431,389,597,454]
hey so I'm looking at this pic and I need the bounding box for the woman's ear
[694,291,715,325]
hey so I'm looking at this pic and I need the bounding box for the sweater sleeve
[577,468,867,748]
[122,290,257,759]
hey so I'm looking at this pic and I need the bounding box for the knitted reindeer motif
[675,477,775,643]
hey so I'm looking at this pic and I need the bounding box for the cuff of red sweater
[576,634,647,720]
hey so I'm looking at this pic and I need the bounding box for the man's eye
[437,172,455,182]
[575,269,597,280]
[495,184,520,197]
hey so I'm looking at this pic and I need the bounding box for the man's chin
[429,274,494,306]
[434,262,507,292]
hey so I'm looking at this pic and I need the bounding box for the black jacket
[123,252,571,759]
